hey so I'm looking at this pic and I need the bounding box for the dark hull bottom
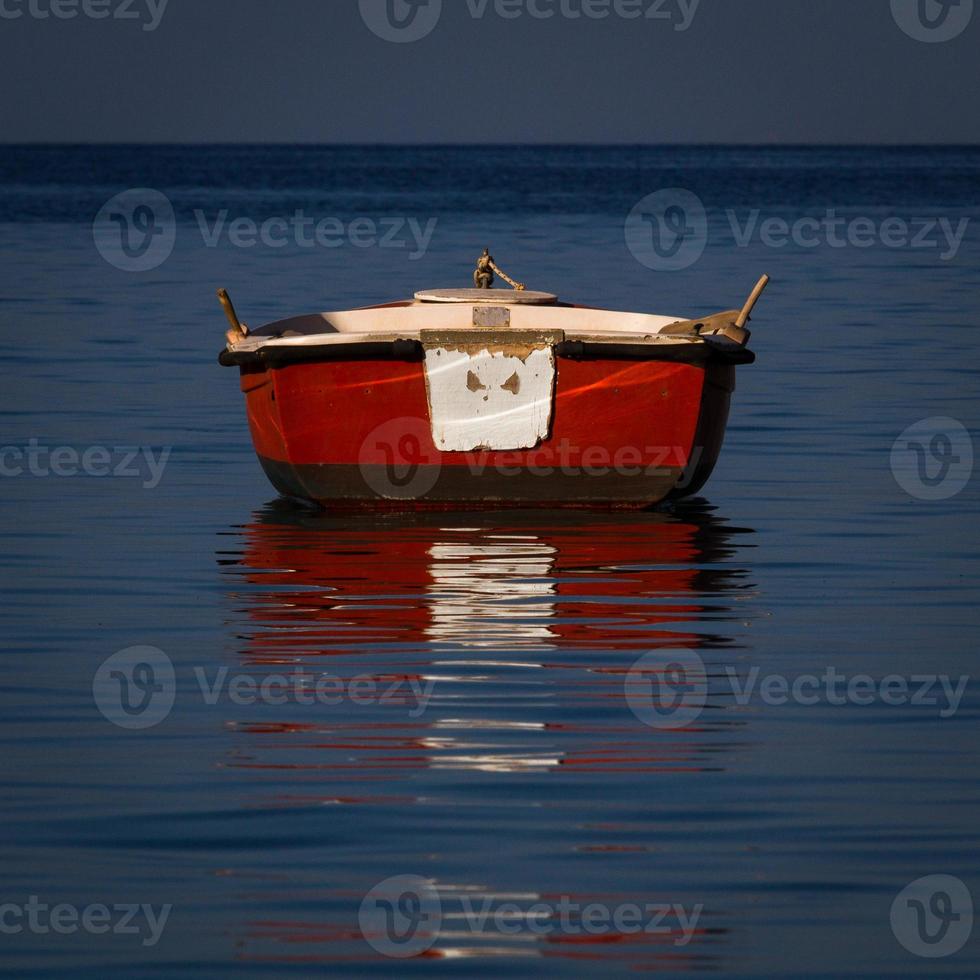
[260,457,686,512]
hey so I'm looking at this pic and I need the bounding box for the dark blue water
[1,146,978,978]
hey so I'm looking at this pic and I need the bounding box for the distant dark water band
[3,146,980,221]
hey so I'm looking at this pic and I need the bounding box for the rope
[489,261,526,291]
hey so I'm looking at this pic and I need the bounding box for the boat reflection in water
[216,501,756,970]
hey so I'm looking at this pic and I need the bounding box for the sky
[0,0,977,143]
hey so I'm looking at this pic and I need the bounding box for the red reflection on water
[217,506,752,780]
[238,900,723,970]
[218,505,751,969]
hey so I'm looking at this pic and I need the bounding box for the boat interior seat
[252,305,685,340]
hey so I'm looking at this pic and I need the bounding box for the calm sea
[1,146,978,978]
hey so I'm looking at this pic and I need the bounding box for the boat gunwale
[219,335,755,368]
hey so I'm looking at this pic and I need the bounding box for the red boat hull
[237,354,736,510]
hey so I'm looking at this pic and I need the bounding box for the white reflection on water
[422,538,564,769]
[425,539,559,648]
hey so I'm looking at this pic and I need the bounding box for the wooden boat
[219,255,767,510]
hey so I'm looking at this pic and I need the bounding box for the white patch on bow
[423,346,555,452]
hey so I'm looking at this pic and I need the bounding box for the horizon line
[1,141,979,149]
